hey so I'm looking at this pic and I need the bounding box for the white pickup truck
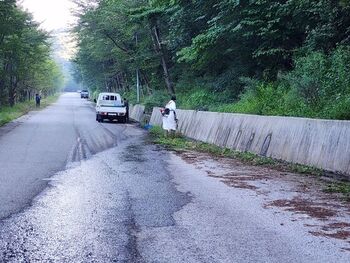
[95,92,127,123]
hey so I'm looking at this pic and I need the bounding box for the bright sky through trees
[19,0,77,60]
[20,0,76,31]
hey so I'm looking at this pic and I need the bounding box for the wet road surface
[0,93,349,262]
[0,93,124,218]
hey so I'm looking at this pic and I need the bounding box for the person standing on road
[162,95,178,137]
[124,98,129,123]
[35,94,41,108]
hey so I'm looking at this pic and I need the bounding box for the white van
[95,93,127,123]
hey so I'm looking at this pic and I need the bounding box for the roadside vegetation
[149,125,350,200]
[0,1,64,110]
[324,182,350,200]
[149,126,322,176]
[73,0,350,119]
[0,94,60,126]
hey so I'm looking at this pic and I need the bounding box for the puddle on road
[121,144,147,163]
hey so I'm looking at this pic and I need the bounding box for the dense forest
[0,0,63,108]
[73,0,350,119]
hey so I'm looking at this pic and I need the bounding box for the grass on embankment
[0,94,60,127]
[149,126,350,200]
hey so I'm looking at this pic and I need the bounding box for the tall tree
[0,1,63,107]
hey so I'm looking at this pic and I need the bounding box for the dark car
[81,90,89,99]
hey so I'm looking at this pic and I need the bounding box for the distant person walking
[162,95,178,136]
[124,98,129,123]
[35,94,41,108]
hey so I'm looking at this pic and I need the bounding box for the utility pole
[136,69,140,103]
[135,32,140,103]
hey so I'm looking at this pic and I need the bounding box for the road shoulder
[167,148,350,253]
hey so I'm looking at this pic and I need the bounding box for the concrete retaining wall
[129,105,145,122]
[150,107,350,177]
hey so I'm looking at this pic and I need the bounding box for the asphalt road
[0,93,349,262]
[0,93,124,219]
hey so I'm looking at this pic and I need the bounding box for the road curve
[0,93,128,219]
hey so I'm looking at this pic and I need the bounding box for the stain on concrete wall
[260,133,272,156]
[245,132,255,152]
[232,130,242,150]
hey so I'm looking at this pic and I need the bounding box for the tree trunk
[115,73,124,93]
[151,24,175,95]
[140,70,152,96]
[122,72,130,92]
[0,63,10,107]
[8,76,16,107]
[0,75,5,108]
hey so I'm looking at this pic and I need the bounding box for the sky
[20,0,77,59]
[20,0,76,31]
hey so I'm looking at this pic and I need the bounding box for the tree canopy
[0,0,64,107]
[73,0,350,119]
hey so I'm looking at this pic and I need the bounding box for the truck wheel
[119,116,126,123]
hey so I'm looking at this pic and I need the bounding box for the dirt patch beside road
[174,150,350,248]
[266,198,337,220]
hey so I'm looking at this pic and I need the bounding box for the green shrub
[285,52,328,108]
[215,46,350,120]
[143,90,169,112]
[321,96,350,120]
[282,46,350,119]
[217,89,260,114]
[178,89,213,110]
[216,83,306,116]
[122,89,137,105]
[149,125,164,138]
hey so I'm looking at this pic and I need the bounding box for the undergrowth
[0,94,60,126]
[131,47,350,121]
[324,182,350,200]
[149,126,323,176]
[150,126,350,200]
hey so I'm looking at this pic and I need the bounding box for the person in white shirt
[162,95,177,137]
